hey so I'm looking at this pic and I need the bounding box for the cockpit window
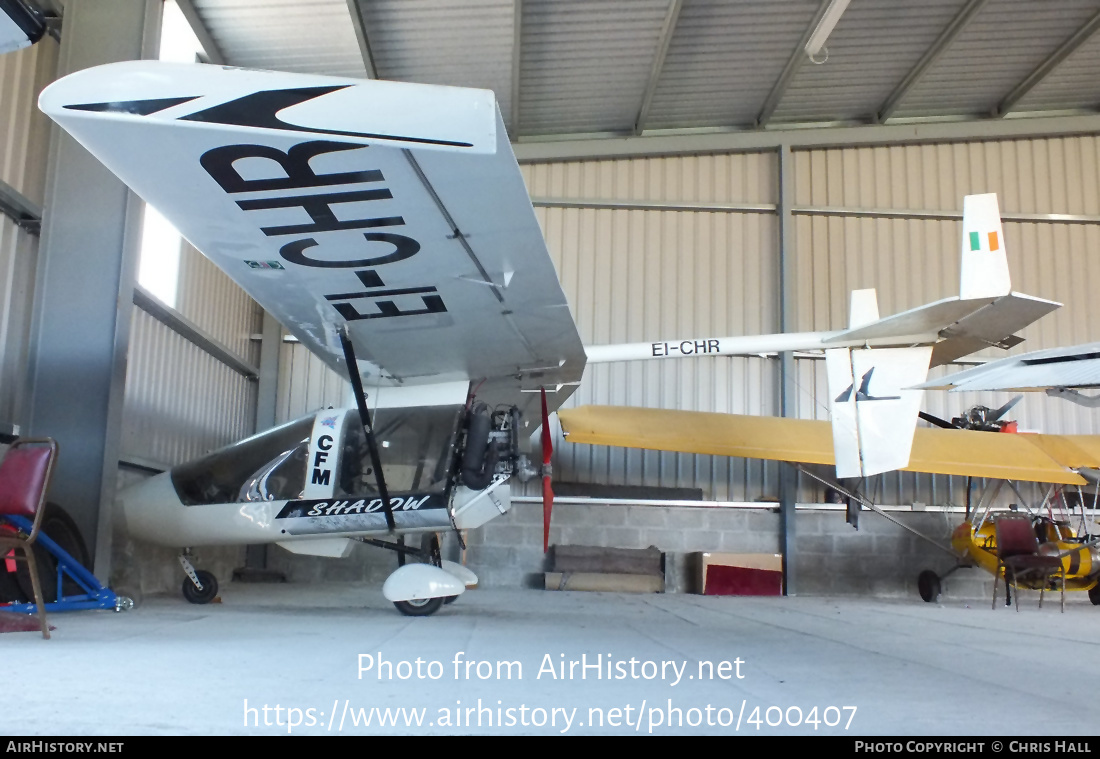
[336,405,462,497]
[171,416,314,506]
[237,441,309,502]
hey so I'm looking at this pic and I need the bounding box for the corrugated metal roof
[362,0,517,129]
[896,0,1100,118]
[518,0,671,134]
[179,0,1100,140]
[191,0,367,77]
[646,0,820,129]
[1015,24,1100,112]
[770,0,965,124]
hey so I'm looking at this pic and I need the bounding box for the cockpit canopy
[170,405,464,506]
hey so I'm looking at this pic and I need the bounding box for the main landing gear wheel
[393,596,444,617]
[182,570,219,605]
[1089,584,1100,606]
[918,570,941,603]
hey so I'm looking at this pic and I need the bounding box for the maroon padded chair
[0,438,59,638]
[992,513,1065,613]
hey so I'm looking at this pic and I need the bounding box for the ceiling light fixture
[804,0,852,64]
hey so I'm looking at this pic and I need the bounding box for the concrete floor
[4,583,1099,736]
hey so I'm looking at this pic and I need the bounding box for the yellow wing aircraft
[558,404,1100,607]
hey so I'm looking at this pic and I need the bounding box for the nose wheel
[182,570,219,604]
[178,553,219,604]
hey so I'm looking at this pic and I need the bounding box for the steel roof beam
[634,0,682,136]
[346,0,377,78]
[512,112,1100,162]
[755,0,832,128]
[875,0,989,124]
[175,0,226,65]
[0,180,41,235]
[996,8,1100,117]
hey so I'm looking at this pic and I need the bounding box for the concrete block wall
[111,492,1009,605]
[465,501,997,603]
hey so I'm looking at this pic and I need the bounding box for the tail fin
[826,346,933,478]
[848,288,879,329]
[959,193,1011,300]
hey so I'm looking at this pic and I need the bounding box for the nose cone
[117,471,186,546]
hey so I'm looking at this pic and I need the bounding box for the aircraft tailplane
[959,193,1011,300]
[826,346,933,479]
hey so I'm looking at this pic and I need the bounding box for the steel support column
[25,0,158,579]
[254,310,282,433]
[777,144,798,596]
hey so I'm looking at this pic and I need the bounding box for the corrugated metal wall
[121,221,263,468]
[122,308,257,466]
[524,154,780,500]
[793,138,1100,505]
[175,243,263,362]
[520,136,1100,506]
[275,341,347,424]
[0,38,57,428]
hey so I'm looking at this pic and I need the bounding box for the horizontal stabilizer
[558,406,1094,485]
[827,292,1059,367]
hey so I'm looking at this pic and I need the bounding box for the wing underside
[39,61,586,418]
[921,342,1100,392]
[558,405,1094,485]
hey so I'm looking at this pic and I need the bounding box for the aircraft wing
[1,0,47,55]
[38,61,586,419]
[558,405,1095,485]
[918,342,1100,393]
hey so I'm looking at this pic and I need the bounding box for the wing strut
[339,329,396,532]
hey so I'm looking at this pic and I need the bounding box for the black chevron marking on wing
[63,96,200,115]
[180,86,474,148]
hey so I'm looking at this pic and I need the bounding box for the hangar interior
[3,0,1100,605]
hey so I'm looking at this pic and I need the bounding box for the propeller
[989,395,1022,422]
[918,411,954,429]
[540,387,554,553]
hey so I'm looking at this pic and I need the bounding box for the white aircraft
[39,61,1059,615]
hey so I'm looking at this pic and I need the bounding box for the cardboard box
[698,552,783,596]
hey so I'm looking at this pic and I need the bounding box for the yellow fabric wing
[558,406,1093,485]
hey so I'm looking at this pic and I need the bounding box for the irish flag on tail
[969,229,999,252]
[959,193,1011,301]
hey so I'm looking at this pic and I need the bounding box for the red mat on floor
[0,611,54,633]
